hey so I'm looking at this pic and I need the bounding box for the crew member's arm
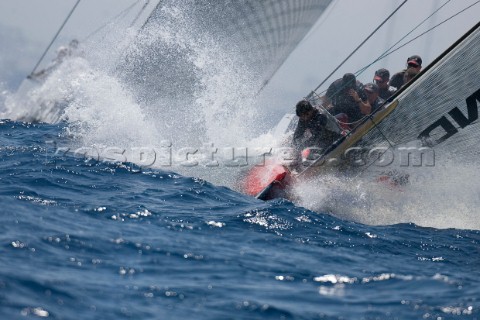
[389,71,404,90]
[348,89,371,115]
[357,99,371,115]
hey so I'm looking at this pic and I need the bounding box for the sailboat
[246,20,480,200]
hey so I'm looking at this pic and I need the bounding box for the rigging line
[358,21,480,178]
[129,0,151,28]
[370,118,394,150]
[139,0,164,30]
[310,0,408,95]
[29,0,82,76]
[353,119,397,178]
[352,10,478,177]
[83,0,142,41]
[377,0,480,58]
[352,0,453,78]
[337,102,406,178]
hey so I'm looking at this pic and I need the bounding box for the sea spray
[293,159,480,230]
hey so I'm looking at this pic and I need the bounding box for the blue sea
[1,119,479,319]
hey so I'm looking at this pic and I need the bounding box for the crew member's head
[406,55,422,71]
[342,73,357,90]
[374,68,390,89]
[364,83,379,103]
[296,100,315,121]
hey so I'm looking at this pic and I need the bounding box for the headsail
[119,0,333,101]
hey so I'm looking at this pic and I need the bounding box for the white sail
[119,0,333,101]
[359,22,480,169]
[298,22,480,179]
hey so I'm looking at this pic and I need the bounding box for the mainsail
[119,0,333,101]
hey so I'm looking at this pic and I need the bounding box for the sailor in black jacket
[293,100,341,153]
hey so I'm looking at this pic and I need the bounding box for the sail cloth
[119,0,333,102]
[357,22,480,168]
[297,22,480,179]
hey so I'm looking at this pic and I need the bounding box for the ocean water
[1,120,479,319]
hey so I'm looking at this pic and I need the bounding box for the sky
[1,0,479,108]
[0,0,155,90]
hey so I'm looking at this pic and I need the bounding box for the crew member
[324,73,370,124]
[389,55,422,90]
[364,83,385,112]
[293,100,341,152]
[373,68,396,100]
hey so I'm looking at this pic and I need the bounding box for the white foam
[293,161,480,230]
